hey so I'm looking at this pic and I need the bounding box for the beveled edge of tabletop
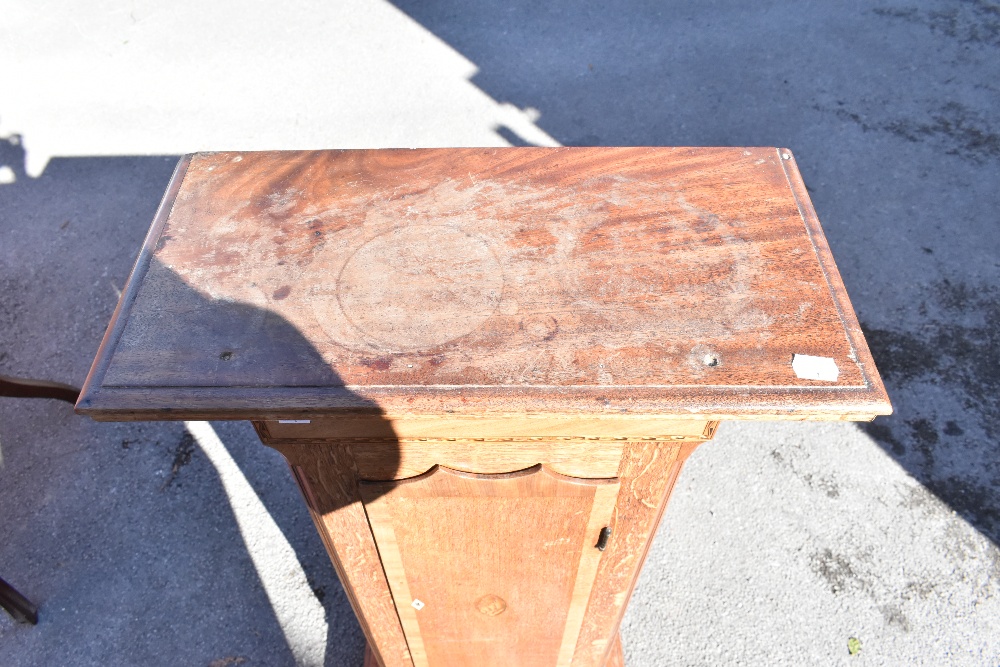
[76,154,194,422]
[77,384,892,423]
[75,149,892,424]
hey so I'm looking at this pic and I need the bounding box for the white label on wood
[792,354,839,381]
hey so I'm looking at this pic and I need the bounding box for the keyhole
[596,527,612,551]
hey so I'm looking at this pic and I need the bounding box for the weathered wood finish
[255,419,715,481]
[604,634,625,667]
[559,481,623,667]
[270,434,703,667]
[361,638,630,667]
[77,148,890,421]
[258,416,715,442]
[571,441,695,666]
[273,443,413,667]
[350,439,625,480]
[359,465,619,667]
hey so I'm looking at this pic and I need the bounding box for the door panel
[360,465,620,667]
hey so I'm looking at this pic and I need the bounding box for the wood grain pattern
[363,643,379,667]
[271,443,413,667]
[79,388,889,422]
[270,432,703,667]
[570,440,699,666]
[350,440,625,480]
[77,148,891,422]
[557,482,621,667]
[603,633,625,667]
[359,465,619,667]
[259,416,714,442]
[360,486,428,666]
[778,153,890,421]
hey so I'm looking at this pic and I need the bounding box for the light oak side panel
[571,441,703,666]
[271,443,413,667]
[360,466,618,667]
[557,483,622,667]
[363,630,626,666]
[362,495,428,667]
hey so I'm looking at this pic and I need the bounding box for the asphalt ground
[1,1,998,665]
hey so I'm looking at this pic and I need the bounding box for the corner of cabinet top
[76,147,892,424]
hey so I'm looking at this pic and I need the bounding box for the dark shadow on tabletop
[89,257,405,665]
[0,145,397,664]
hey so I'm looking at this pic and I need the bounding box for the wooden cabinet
[77,148,890,666]
[361,465,618,667]
[256,418,710,667]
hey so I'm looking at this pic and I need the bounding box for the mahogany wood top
[77,148,890,421]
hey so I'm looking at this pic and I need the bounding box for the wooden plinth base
[363,633,625,666]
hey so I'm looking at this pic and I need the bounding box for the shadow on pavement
[0,143,401,665]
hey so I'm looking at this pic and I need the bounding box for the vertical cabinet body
[361,465,619,667]
[258,419,716,667]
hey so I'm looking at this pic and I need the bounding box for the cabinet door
[359,465,620,667]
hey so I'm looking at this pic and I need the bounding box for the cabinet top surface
[78,147,890,420]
